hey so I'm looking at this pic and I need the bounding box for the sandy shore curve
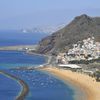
[39,66,100,100]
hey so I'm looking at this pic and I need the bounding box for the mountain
[37,24,66,34]
[37,14,100,54]
[21,24,65,34]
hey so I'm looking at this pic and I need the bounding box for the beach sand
[40,66,100,100]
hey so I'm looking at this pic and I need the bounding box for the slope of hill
[37,14,100,54]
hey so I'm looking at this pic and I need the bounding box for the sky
[0,0,100,30]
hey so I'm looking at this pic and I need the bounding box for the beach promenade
[40,66,100,100]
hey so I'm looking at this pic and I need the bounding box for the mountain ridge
[37,14,100,54]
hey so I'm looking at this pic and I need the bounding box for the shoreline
[39,66,100,100]
[0,70,29,100]
[1,50,100,100]
[0,45,37,51]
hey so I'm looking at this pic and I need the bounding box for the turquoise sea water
[0,31,75,100]
[0,51,74,100]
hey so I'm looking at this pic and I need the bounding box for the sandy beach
[40,66,100,100]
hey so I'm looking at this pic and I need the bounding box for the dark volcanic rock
[37,14,100,54]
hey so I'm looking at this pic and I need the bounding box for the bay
[0,30,74,100]
[0,51,74,100]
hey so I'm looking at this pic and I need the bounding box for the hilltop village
[56,36,100,81]
[57,37,100,64]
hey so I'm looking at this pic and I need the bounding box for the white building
[66,36,100,61]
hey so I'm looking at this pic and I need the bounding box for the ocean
[0,30,48,46]
[0,50,46,69]
[0,31,75,100]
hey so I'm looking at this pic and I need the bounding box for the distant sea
[0,30,48,46]
[0,30,75,100]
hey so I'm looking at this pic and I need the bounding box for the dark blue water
[0,50,46,69]
[0,51,74,100]
[0,74,21,100]
[6,69,74,100]
[0,30,48,46]
[0,50,47,100]
[0,31,74,100]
